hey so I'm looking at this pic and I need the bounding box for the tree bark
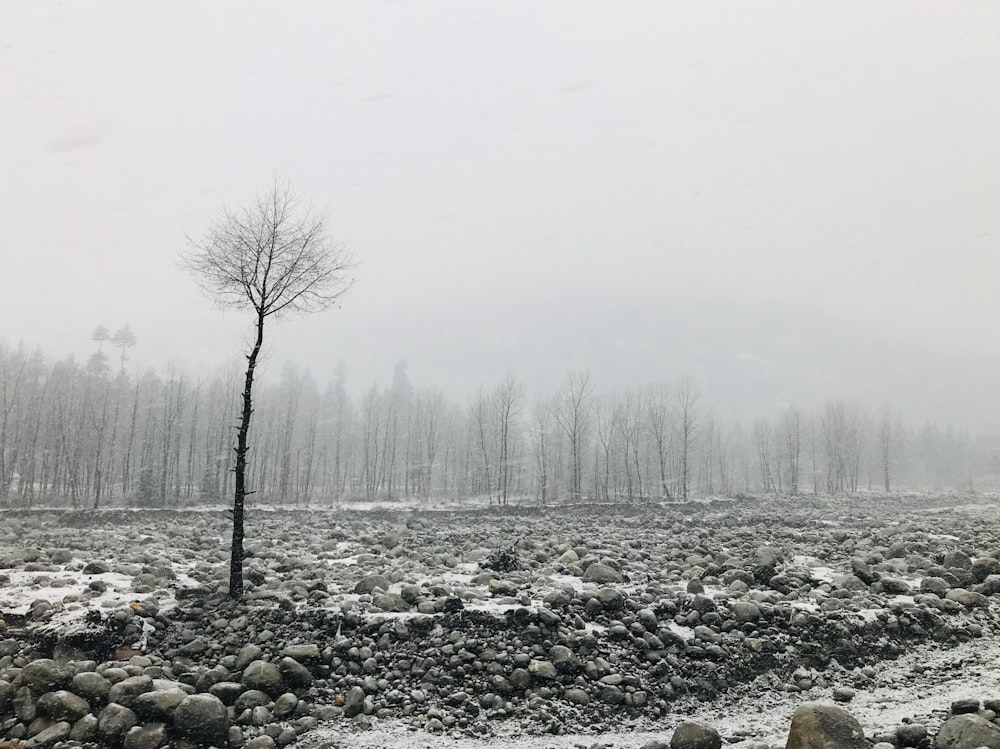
[230,311,265,599]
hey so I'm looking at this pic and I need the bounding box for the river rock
[583,562,623,583]
[946,589,988,608]
[935,713,1000,749]
[278,656,314,688]
[354,574,390,594]
[943,550,973,570]
[173,693,230,745]
[133,687,187,720]
[98,703,138,743]
[243,660,284,696]
[23,720,71,748]
[281,643,320,662]
[36,690,90,722]
[123,722,168,749]
[344,685,366,718]
[972,557,1000,582]
[107,675,154,710]
[671,720,722,749]
[786,704,866,749]
[20,659,70,691]
[70,671,111,704]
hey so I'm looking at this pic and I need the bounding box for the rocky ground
[2,493,1000,748]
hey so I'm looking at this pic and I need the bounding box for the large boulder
[98,703,138,744]
[20,659,70,691]
[583,562,623,583]
[123,722,168,749]
[935,713,1000,749]
[70,671,112,705]
[132,687,187,721]
[36,690,91,722]
[281,643,320,662]
[672,720,722,749]
[23,720,71,748]
[242,659,284,696]
[946,589,989,608]
[354,574,390,594]
[107,675,154,710]
[343,685,366,718]
[972,557,1000,583]
[173,693,230,745]
[786,704,867,749]
[943,550,973,570]
[278,656,314,689]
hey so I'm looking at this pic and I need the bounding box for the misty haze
[2,3,1000,749]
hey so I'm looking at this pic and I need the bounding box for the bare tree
[493,372,525,506]
[529,397,554,506]
[553,371,593,502]
[783,405,802,494]
[674,378,698,500]
[182,177,355,599]
[644,383,672,500]
[878,406,893,493]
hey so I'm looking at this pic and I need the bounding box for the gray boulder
[730,601,762,623]
[36,690,90,722]
[943,550,973,570]
[132,687,187,720]
[23,720,71,748]
[243,659,284,696]
[373,592,410,612]
[583,562,623,583]
[98,703,138,743]
[935,713,1000,749]
[281,643,320,662]
[344,685,366,718]
[920,577,950,596]
[20,658,70,691]
[278,656,314,688]
[173,693,230,745]
[234,689,272,711]
[70,671,112,704]
[973,557,1000,582]
[123,722,168,749]
[273,692,299,718]
[671,720,722,749]
[354,574,390,594]
[107,674,154,709]
[70,713,99,743]
[235,643,264,670]
[946,588,989,608]
[880,577,911,595]
[785,704,866,749]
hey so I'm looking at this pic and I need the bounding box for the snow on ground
[299,635,1000,749]
[0,568,139,618]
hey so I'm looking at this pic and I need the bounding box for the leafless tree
[878,406,893,493]
[529,397,554,506]
[674,378,698,500]
[182,177,355,599]
[493,372,525,505]
[644,383,672,500]
[553,371,593,502]
[783,405,802,494]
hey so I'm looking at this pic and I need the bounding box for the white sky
[2,2,999,425]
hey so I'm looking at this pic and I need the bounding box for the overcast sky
[2,2,998,426]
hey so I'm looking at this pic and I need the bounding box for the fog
[2,1,999,428]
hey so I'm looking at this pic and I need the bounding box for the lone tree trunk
[230,312,264,598]
[183,177,355,599]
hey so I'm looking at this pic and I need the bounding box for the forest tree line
[0,337,996,508]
